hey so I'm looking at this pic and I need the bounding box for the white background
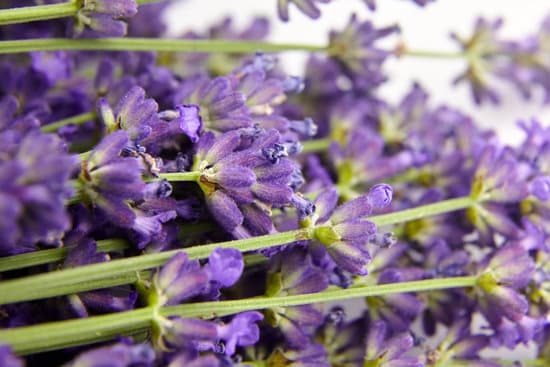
[165,0,545,358]
[167,0,550,145]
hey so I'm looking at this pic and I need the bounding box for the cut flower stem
[0,276,477,355]
[0,1,80,26]
[0,38,328,54]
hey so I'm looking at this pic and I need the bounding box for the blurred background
[166,0,550,145]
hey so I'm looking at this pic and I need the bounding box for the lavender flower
[97,86,159,144]
[64,239,137,317]
[476,245,535,324]
[203,248,244,299]
[265,247,328,346]
[0,131,78,255]
[150,252,209,306]
[493,16,550,103]
[63,341,155,367]
[76,131,145,228]
[425,318,497,367]
[74,0,137,37]
[264,343,329,367]
[177,76,252,133]
[0,345,22,367]
[468,145,528,242]
[160,316,219,351]
[363,320,423,367]
[451,17,505,104]
[277,0,331,21]
[216,311,264,355]
[30,51,72,86]
[328,15,399,84]
[191,129,304,235]
[167,351,221,367]
[305,185,392,275]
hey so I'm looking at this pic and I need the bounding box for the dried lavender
[0,2,547,367]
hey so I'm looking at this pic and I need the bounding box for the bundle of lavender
[0,1,548,366]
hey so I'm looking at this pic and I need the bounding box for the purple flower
[265,247,328,346]
[151,252,209,306]
[203,248,244,299]
[97,86,159,144]
[490,315,544,349]
[328,15,399,82]
[167,351,220,367]
[364,320,423,367]
[160,316,218,351]
[451,17,504,104]
[0,345,22,367]
[316,309,367,366]
[192,129,305,235]
[267,343,329,367]
[0,131,78,255]
[30,51,72,86]
[277,0,331,21]
[492,16,550,103]
[76,131,146,229]
[329,127,423,190]
[306,185,392,275]
[468,145,528,242]
[367,268,425,332]
[216,311,263,356]
[426,318,497,367]
[530,176,550,201]
[64,239,137,317]
[127,2,170,37]
[476,245,535,323]
[74,0,137,37]
[64,341,155,367]
[177,77,252,133]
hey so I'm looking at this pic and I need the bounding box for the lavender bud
[367,183,393,209]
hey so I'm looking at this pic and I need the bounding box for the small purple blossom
[277,0,331,21]
[216,311,264,356]
[77,130,145,228]
[74,0,137,37]
[364,320,423,367]
[476,245,536,324]
[151,252,209,306]
[328,15,399,84]
[306,185,393,275]
[0,131,78,255]
[0,345,22,367]
[64,341,155,367]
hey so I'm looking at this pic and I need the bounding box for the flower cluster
[0,1,548,367]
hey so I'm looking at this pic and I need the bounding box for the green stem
[0,1,80,26]
[0,229,310,305]
[301,137,332,153]
[0,307,153,355]
[40,112,96,133]
[369,196,474,227]
[0,239,127,273]
[165,276,478,318]
[156,171,201,182]
[401,49,466,59]
[0,38,328,55]
[0,276,477,355]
